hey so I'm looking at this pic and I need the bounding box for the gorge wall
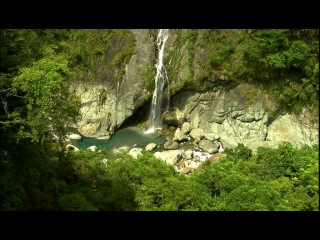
[69,29,155,138]
[69,29,319,150]
[171,84,318,151]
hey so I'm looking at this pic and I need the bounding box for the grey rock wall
[70,30,155,137]
[171,84,318,151]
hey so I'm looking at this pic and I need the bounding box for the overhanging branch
[0,120,27,124]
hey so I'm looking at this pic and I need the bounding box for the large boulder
[145,143,157,151]
[164,140,179,150]
[128,147,143,159]
[87,145,98,151]
[189,128,204,143]
[182,149,193,160]
[173,128,189,142]
[113,146,130,155]
[68,134,82,140]
[66,144,80,152]
[198,139,219,154]
[163,108,185,127]
[204,132,219,141]
[267,113,318,148]
[181,122,191,134]
[154,150,182,165]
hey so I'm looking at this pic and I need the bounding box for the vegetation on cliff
[167,29,318,116]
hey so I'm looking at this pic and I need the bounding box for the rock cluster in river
[82,121,226,174]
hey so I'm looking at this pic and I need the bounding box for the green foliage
[224,143,253,161]
[286,40,310,68]
[66,29,113,70]
[0,29,69,73]
[223,181,285,211]
[191,158,234,197]
[192,142,318,211]
[57,192,98,211]
[13,58,80,143]
[194,30,243,82]
[110,46,135,70]
[61,149,139,211]
[0,176,26,210]
[64,149,108,181]
[239,29,319,113]
[109,30,136,81]
[0,140,64,210]
[141,66,156,91]
[136,175,213,211]
[209,44,234,67]
[185,29,198,79]
[14,59,71,109]
[124,151,176,183]
[1,140,318,211]
[180,29,319,114]
[112,152,213,211]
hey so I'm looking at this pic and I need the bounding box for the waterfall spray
[145,29,170,134]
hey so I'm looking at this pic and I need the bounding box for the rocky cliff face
[171,83,318,151]
[70,29,318,150]
[70,30,155,138]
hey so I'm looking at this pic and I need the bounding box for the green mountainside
[0,29,318,211]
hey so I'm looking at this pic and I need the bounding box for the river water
[70,127,166,151]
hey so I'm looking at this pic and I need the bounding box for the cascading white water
[145,29,170,134]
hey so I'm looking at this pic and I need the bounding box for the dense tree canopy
[13,58,79,143]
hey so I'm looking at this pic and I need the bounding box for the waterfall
[145,29,170,134]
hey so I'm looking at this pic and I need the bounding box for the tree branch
[0,120,26,124]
